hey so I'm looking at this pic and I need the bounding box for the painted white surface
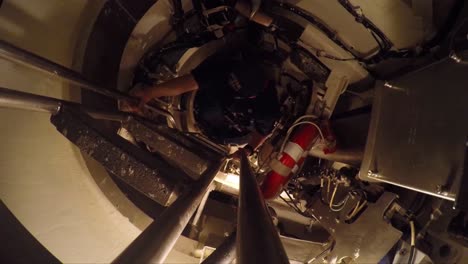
[352,0,426,48]
[118,0,175,91]
[296,0,427,52]
[294,0,430,83]
[0,1,149,263]
[299,25,370,84]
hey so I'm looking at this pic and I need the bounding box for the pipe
[0,87,62,114]
[0,87,128,122]
[309,148,363,164]
[0,40,176,126]
[191,183,215,227]
[0,40,129,100]
[202,231,237,264]
[113,158,225,264]
[237,150,289,264]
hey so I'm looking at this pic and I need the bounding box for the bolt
[449,51,462,63]
[383,82,393,88]
[367,170,379,178]
[383,82,405,92]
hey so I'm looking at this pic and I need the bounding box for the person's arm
[230,131,266,159]
[132,74,199,104]
[126,74,199,112]
[234,0,274,28]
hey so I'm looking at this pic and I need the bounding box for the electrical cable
[328,182,349,212]
[294,114,319,123]
[285,190,302,211]
[274,1,359,58]
[319,178,349,212]
[369,30,385,51]
[277,0,451,65]
[279,120,325,154]
[335,0,439,63]
[297,40,357,62]
[329,195,349,212]
[306,241,334,264]
[329,183,339,209]
[347,200,361,218]
[337,0,392,52]
[346,200,367,219]
[281,189,321,222]
[279,195,316,219]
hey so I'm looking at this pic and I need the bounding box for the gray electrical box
[360,58,468,202]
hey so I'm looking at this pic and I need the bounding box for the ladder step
[50,106,192,206]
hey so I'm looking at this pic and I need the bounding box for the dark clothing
[198,0,238,26]
[201,0,237,9]
[192,51,280,145]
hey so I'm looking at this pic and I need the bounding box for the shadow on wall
[0,200,60,264]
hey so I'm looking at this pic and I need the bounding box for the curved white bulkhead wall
[0,1,200,263]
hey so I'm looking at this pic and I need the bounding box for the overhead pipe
[0,40,129,100]
[0,87,128,122]
[0,40,176,126]
[237,150,289,264]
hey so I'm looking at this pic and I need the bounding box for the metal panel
[309,192,402,263]
[360,59,468,201]
[279,235,328,263]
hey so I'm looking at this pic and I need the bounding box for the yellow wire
[410,220,416,246]
[347,201,360,219]
[279,119,326,154]
[346,200,368,220]
[329,183,339,210]
[357,200,367,211]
